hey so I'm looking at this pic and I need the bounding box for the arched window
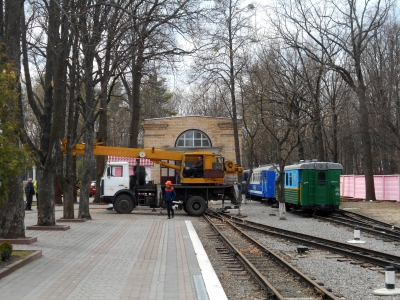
[175,130,211,148]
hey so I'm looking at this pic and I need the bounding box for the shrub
[0,242,13,261]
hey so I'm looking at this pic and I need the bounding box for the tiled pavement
[0,204,227,300]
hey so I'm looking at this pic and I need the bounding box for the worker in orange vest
[163,181,176,219]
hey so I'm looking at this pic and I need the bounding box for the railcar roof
[253,164,278,171]
[284,162,343,170]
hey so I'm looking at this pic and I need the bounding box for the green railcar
[282,161,342,213]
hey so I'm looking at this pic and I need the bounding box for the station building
[141,116,243,184]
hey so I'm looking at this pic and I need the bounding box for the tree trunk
[54,177,63,205]
[0,0,26,239]
[0,175,25,238]
[37,169,56,226]
[278,202,287,220]
[36,0,68,225]
[229,33,241,168]
[64,30,80,213]
[276,170,286,220]
[332,112,338,163]
[129,63,143,148]
[94,36,111,202]
[357,86,376,200]
[78,82,94,219]
[79,131,93,220]
[63,150,76,219]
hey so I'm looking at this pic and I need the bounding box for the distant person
[191,156,203,177]
[25,178,34,211]
[163,181,176,219]
[34,180,38,208]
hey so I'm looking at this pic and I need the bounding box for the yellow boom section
[61,139,184,161]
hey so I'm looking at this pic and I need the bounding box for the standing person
[34,180,38,208]
[163,181,176,219]
[25,178,34,211]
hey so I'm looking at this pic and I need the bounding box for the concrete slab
[0,205,224,300]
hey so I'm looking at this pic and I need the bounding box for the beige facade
[142,116,242,183]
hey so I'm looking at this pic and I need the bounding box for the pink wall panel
[340,175,400,201]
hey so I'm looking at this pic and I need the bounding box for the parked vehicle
[280,161,343,213]
[90,181,96,197]
[246,165,278,202]
[61,139,243,216]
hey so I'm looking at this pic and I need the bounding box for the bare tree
[271,0,392,200]
[365,19,400,173]
[257,45,310,220]
[321,71,350,163]
[21,0,70,225]
[190,0,257,168]
[178,83,232,117]
[119,0,201,148]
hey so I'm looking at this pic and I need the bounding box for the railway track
[222,212,400,271]
[315,210,400,243]
[204,209,339,300]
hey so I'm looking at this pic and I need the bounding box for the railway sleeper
[227,267,245,271]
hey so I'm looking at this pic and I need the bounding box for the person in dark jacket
[163,181,176,219]
[25,178,35,211]
[191,156,203,177]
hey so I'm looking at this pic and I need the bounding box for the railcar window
[250,171,261,184]
[293,172,296,186]
[285,173,288,185]
[289,172,292,186]
[318,172,326,186]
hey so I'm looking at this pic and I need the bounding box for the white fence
[340,175,400,202]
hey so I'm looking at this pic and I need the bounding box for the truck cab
[101,162,133,203]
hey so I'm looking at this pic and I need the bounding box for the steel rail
[314,215,400,242]
[205,211,339,300]
[338,210,400,232]
[203,214,284,300]
[229,216,400,270]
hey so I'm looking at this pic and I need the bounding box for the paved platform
[0,205,227,300]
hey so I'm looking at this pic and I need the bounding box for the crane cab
[180,153,225,184]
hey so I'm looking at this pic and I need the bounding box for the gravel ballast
[191,200,400,300]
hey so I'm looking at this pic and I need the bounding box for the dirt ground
[340,199,400,227]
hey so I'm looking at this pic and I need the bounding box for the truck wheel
[114,194,134,214]
[186,196,206,216]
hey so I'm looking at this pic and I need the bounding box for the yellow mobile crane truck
[61,139,243,216]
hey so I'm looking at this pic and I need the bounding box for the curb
[56,218,87,222]
[26,225,70,231]
[0,237,37,245]
[0,250,42,280]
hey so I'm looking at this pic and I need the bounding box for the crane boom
[62,139,184,161]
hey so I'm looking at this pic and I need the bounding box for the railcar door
[329,169,341,208]
[262,171,268,198]
[315,170,328,205]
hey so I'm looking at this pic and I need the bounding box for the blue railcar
[247,165,277,201]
